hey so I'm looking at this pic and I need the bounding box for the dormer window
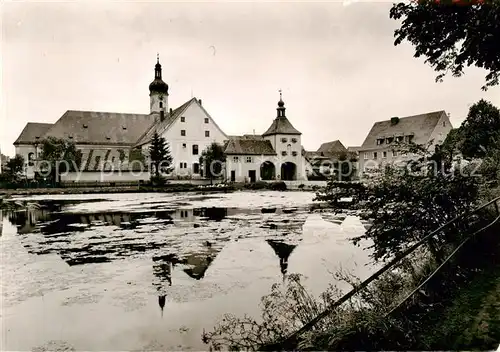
[407,135,414,143]
[386,137,394,144]
[122,126,127,130]
[83,124,88,129]
[106,136,111,140]
[376,138,385,145]
[68,135,73,139]
[396,136,404,143]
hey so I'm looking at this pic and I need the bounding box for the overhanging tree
[148,132,173,181]
[390,0,500,90]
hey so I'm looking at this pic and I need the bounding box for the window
[407,135,414,143]
[159,102,163,108]
[392,150,398,157]
[205,131,210,137]
[181,130,186,136]
[364,152,368,160]
[193,163,200,174]
[182,143,186,148]
[291,138,297,143]
[281,151,287,156]
[281,137,288,143]
[233,156,239,162]
[111,156,116,162]
[377,138,385,145]
[292,151,298,156]
[386,137,394,144]
[204,118,209,124]
[192,144,199,155]
[443,121,446,127]
[373,152,378,159]
[383,151,387,158]
[180,162,184,169]
[396,136,404,142]
[28,152,34,166]
[246,156,253,163]
[181,116,185,122]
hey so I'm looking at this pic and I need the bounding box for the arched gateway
[280,162,297,181]
[260,161,276,180]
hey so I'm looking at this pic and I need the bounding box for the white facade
[141,99,227,177]
[264,133,305,180]
[15,144,41,179]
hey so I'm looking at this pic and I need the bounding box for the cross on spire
[157,53,159,64]
[279,89,282,100]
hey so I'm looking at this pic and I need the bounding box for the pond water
[1,191,374,351]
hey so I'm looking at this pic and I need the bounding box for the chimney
[390,116,400,125]
[160,110,165,122]
[169,108,173,115]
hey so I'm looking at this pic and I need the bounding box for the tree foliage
[38,137,82,184]
[390,0,500,90]
[148,132,173,181]
[0,154,25,187]
[200,142,226,182]
[316,142,481,262]
[455,99,500,159]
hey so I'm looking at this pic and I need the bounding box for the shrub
[270,181,287,191]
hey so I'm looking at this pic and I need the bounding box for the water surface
[1,191,373,351]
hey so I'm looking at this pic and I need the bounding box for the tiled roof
[317,140,347,155]
[224,137,276,155]
[14,123,54,145]
[360,110,446,151]
[135,98,196,146]
[262,117,301,136]
[43,111,157,146]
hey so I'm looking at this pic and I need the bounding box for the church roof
[43,111,157,146]
[224,136,276,155]
[262,117,301,136]
[14,122,54,145]
[360,110,447,151]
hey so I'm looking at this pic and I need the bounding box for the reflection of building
[266,239,297,281]
[152,253,176,317]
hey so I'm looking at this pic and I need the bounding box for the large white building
[13,58,228,183]
[13,58,310,184]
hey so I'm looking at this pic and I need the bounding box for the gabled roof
[224,136,276,155]
[43,110,157,146]
[135,98,194,146]
[317,140,347,155]
[135,97,227,146]
[360,110,447,151]
[262,117,301,136]
[14,122,54,145]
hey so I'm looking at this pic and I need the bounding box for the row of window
[282,151,298,157]
[376,135,414,145]
[179,116,210,124]
[281,137,298,143]
[181,130,210,137]
[364,150,399,160]
[233,156,254,163]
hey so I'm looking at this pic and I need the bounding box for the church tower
[149,55,169,115]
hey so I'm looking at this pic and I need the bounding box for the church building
[13,57,309,183]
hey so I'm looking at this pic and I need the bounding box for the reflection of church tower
[266,240,296,282]
[152,254,175,317]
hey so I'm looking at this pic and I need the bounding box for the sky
[1,1,499,157]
